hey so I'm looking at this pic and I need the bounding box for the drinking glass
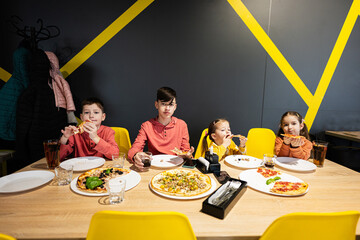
[55,165,73,185]
[140,152,152,171]
[313,140,328,167]
[263,153,276,168]
[106,178,126,204]
[112,152,126,168]
[43,139,60,169]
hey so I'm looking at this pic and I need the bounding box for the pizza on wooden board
[270,181,308,195]
[151,169,212,197]
[77,167,130,193]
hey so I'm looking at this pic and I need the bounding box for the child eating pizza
[200,118,247,161]
[275,111,312,160]
[59,97,119,160]
[128,87,194,170]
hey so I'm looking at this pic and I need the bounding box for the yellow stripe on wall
[0,67,11,82]
[228,0,360,130]
[60,0,154,78]
[305,0,360,129]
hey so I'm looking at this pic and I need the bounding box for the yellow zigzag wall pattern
[228,0,360,130]
[0,0,358,130]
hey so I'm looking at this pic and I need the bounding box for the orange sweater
[274,136,312,160]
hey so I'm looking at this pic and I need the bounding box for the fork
[212,181,242,206]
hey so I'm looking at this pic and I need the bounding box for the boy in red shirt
[128,87,194,170]
[59,97,119,160]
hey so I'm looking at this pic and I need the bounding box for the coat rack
[8,15,60,50]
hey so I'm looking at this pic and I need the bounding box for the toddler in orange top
[200,119,247,161]
[275,111,312,160]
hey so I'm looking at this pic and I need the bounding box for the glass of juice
[312,140,328,167]
[43,139,61,169]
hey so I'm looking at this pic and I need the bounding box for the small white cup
[112,152,126,168]
[106,178,126,204]
[55,165,73,185]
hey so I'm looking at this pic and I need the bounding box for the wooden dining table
[0,157,360,240]
[325,130,360,143]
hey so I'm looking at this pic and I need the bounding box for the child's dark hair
[157,87,176,104]
[277,111,310,140]
[81,97,105,113]
[202,118,228,153]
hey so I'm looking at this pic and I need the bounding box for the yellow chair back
[194,128,208,159]
[110,127,131,155]
[0,233,16,240]
[246,128,276,159]
[260,211,360,240]
[86,211,197,240]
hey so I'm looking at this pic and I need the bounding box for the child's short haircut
[157,87,176,103]
[81,97,105,113]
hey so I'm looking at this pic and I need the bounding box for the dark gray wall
[1,0,359,148]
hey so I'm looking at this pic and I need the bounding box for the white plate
[239,169,308,197]
[70,170,141,196]
[225,155,264,169]
[275,157,317,172]
[149,177,217,200]
[0,170,54,193]
[60,156,105,172]
[151,154,184,168]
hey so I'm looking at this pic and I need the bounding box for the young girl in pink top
[59,98,119,160]
[128,87,194,170]
[275,111,312,160]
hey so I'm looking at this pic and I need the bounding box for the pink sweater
[60,125,119,160]
[128,117,191,160]
[274,136,312,160]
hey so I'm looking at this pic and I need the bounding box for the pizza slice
[73,120,92,134]
[270,181,308,195]
[232,134,246,139]
[281,133,304,139]
[257,167,281,178]
[171,147,188,156]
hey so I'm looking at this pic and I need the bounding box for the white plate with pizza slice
[60,156,105,172]
[239,168,309,197]
[225,155,264,169]
[70,170,141,196]
[275,157,316,172]
[151,154,184,168]
[149,177,217,200]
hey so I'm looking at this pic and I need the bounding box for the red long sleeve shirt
[127,117,191,160]
[60,125,119,160]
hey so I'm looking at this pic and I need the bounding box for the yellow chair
[260,211,360,240]
[86,211,197,240]
[0,233,16,240]
[194,128,208,159]
[110,127,132,155]
[246,128,276,159]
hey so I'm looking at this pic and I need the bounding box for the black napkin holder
[201,178,247,219]
[196,151,221,174]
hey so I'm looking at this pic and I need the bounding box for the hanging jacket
[14,49,67,170]
[0,47,31,141]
